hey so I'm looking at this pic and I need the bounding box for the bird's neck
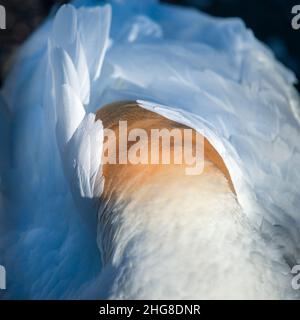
[97,164,282,299]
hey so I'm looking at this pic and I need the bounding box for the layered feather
[0,0,300,299]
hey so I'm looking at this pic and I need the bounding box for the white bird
[0,0,300,299]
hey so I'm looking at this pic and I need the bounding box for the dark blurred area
[0,0,299,91]
[0,0,68,85]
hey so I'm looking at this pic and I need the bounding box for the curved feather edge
[49,4,110,199]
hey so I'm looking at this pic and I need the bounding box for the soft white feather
[1,0,300,299]
[49,4,110,199]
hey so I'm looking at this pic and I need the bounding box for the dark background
[0,0,299,90]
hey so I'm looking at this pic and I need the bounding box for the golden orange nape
[96,101,235,201]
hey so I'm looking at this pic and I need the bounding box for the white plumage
[0,0,300,299]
